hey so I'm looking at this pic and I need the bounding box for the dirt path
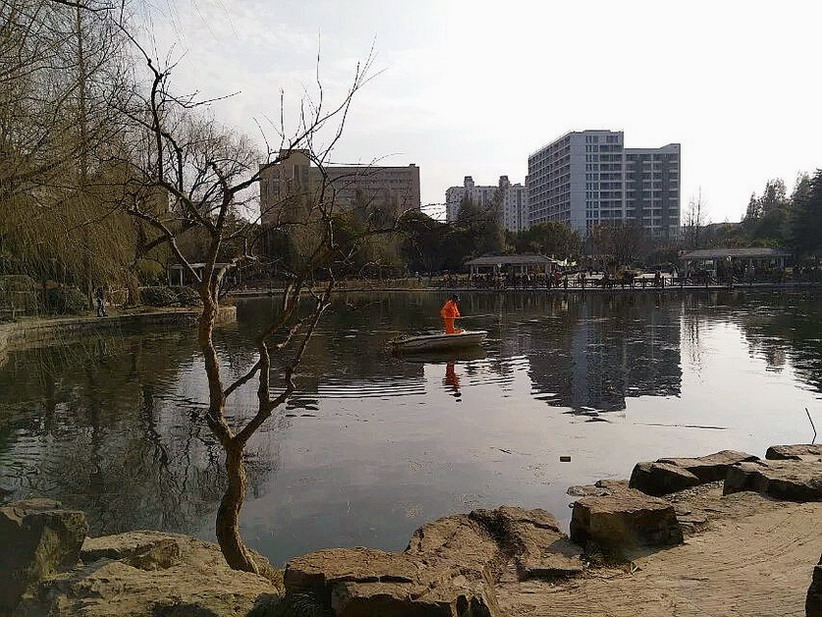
[498,494,821,616]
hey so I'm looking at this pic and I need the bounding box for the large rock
[570,489,683,549]
[283,506,584,616]
[406,506,583,581]
[406,513,500,573]
[629,462,701,496]
[0,498,88,613]
[468,506,583,579]
[285,546,498,617]
[808,555,822,617]
[81,530,183,570]
[766,444,822,462]
[14,531,279,617]
[724,460,822,502]
[657,450,759,483]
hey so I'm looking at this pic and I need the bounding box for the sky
[142,0,822,224]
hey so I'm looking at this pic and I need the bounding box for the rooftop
[465,254,557,266]
[681,248,791,260]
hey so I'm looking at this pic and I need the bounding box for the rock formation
[0,498,87,613]
[570,488,683,549]
[765,444,822,461]
[724,459,822,501]
[14,530,279,617]
[283,506,584,617]
[629,450,759,496]
[808,555,822,617]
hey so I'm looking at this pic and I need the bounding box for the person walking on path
[440,294,463,334]
[95,287,107,317]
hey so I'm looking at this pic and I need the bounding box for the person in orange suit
[440,294,463,334]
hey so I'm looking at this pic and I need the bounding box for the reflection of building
[446,175,528,231]
[523,294,682,411]
[526,130,680,238]
[259,150,420,225]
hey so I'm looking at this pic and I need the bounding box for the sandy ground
[498,487,821,617]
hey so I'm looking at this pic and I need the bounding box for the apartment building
[259,149,420,225]
[526,130,680,238]
[445,175,528,232]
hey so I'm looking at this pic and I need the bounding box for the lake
[1,290,820,565]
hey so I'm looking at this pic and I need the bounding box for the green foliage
[139,286,179,307]
[742,178,791,245]
[171,286,200,306]
[44,287,87,315]
[509,221,581,259]
[399,210,471,273]
[791,169,822,257]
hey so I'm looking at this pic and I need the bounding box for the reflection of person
[95,287,107,317]
[444,361,461,398]
[440,294,463,334]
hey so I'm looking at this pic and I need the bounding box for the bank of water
[0,290,819,565]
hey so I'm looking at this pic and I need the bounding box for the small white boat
[391,330,488,352]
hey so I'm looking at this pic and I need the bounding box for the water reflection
[0,332,273,535]
[0,290,819,565]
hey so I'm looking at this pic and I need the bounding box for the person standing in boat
[440,294,463,334]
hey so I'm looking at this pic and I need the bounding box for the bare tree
[116,36,391,572]
[683,188,709,250]
[589,220,647,267]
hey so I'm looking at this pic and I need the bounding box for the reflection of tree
[735,293,822,392]
[0,331,276,536]
[680,290,822,394]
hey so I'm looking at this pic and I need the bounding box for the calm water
[1,290,820,565]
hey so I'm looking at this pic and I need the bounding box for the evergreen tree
[791,170,822,257]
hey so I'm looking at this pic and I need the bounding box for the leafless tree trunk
[116,32,390,572]
[684,188,708,250]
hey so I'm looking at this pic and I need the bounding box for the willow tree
[118,36,384,571]
[0,0,137,291]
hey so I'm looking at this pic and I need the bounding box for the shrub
[139,286,179,307]
[170,285,200,307]
[45,287,87,315]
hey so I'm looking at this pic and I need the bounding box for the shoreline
[229,280,822,297]
[3,444,819,617]
[0,306,236,366]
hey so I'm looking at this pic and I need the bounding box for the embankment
[0,306,236,366]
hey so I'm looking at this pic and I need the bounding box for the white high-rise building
[445,175,528,232]
[526,130,680,238]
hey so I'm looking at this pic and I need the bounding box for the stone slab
[570,489,683,548]
[724,460,822,502]
[765,444,822,461]
[629,461,701,496]
[657,450,759,483]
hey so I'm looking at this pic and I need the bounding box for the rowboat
[390,330,487,352]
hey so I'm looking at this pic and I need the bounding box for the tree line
[686,173,822,259]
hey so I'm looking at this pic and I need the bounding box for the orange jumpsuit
[440,299,462,334]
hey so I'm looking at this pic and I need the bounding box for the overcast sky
[144,0,822,223]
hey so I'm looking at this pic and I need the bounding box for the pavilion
[681,248,791,273]
[464,254,558,276]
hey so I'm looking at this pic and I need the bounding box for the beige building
[259,149,420,225]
